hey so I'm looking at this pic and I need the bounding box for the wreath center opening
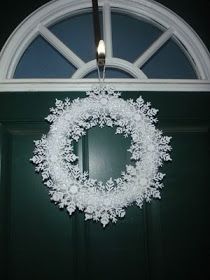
[80,126,134,184]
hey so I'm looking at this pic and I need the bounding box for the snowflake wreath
[30,85,172,227]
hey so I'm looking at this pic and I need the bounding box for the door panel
[87,126,131,182]
[85,206,148,280]
[6,128,76,279]
[0,125,11,279]
[160,131,210,279]
[0,92,210,280]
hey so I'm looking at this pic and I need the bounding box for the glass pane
[50,12,103,63]
[112,12,162,62]
[14,36,76,78]
[142,37,197,78]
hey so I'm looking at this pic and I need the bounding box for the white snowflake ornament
[30,85,172,227]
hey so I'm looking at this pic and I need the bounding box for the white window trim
[0,78,209,92]
[0,0,209,92]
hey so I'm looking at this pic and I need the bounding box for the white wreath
[31,85,172,227]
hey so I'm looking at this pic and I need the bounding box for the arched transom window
[0,0,209,91]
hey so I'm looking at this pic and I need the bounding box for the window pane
[14,36,76,78]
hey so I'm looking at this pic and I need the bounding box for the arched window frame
[0,0,209,92]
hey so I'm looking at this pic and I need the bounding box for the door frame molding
[0,78,209,92]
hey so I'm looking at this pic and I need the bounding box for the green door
[0,91,209,280]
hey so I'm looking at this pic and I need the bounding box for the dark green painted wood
[86,126,148,279]
[0,91,210,279]
[0,124,11,279]
[0,91,210,121]
[8,131,76,280]
[159,131,210,279]
[87,126,132,182]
